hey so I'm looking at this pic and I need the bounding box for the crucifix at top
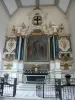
[32,0,42,25]
[33,15,42,25]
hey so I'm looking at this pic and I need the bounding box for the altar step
[17,83,36,91]
[0,97,58,100]
[17,83,55,91]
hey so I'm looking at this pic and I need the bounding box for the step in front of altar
[17,83,36,91]
[17,83,55,91]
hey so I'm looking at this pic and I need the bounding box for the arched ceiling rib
[1,0,72,16]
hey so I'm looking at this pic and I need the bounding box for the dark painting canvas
[27,35,48,61]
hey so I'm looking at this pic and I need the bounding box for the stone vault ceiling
[1,0,72,16]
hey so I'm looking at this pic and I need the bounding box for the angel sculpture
[49,21,59,35]
[11,25,17,35]
[48,21,54,35]
[21,22,26,29]
[17,22,26,35]
[20,22,26,35]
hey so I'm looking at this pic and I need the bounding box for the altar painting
[27,35,48,61]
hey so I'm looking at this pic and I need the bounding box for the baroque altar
[3,7,73,82]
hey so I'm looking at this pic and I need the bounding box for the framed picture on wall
[27,35,48,61]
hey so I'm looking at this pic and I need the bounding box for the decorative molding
[4,38,16,53]
[3,37,16,61]
[59,53,73,62]
[3,62,13,70]
[7,8,68,37]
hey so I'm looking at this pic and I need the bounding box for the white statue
[16,22,26,35]
[48,21,60,35]
[20,22,26,35]
[11,25,17,35]
[48,21,54,35]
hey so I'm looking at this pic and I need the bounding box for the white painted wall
[67,1,75,69]
[0,1,10,70]
[8,6,69,35]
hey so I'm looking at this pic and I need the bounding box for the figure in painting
[36,40,40,56]
[28,46,33,57]
[40,44,44,56]
[33,41,37,56]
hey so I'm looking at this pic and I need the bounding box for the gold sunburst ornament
[34,64,39,72]
[63,63,69,70]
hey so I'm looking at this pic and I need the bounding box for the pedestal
[54,60,62,99]
[54,60,61,79]
[13,62,24,83]
[50,61,55,79]
[17,62,24,83]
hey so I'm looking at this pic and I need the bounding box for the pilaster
[54,60,61,79]
[50,61,55,79]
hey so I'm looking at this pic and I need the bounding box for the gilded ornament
[4,64,12,70]
[63,63,69,70]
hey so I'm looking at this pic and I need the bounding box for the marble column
[54,60,61,99]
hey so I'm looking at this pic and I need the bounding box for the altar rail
[36,78,75,100]
[0,77,17,97]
